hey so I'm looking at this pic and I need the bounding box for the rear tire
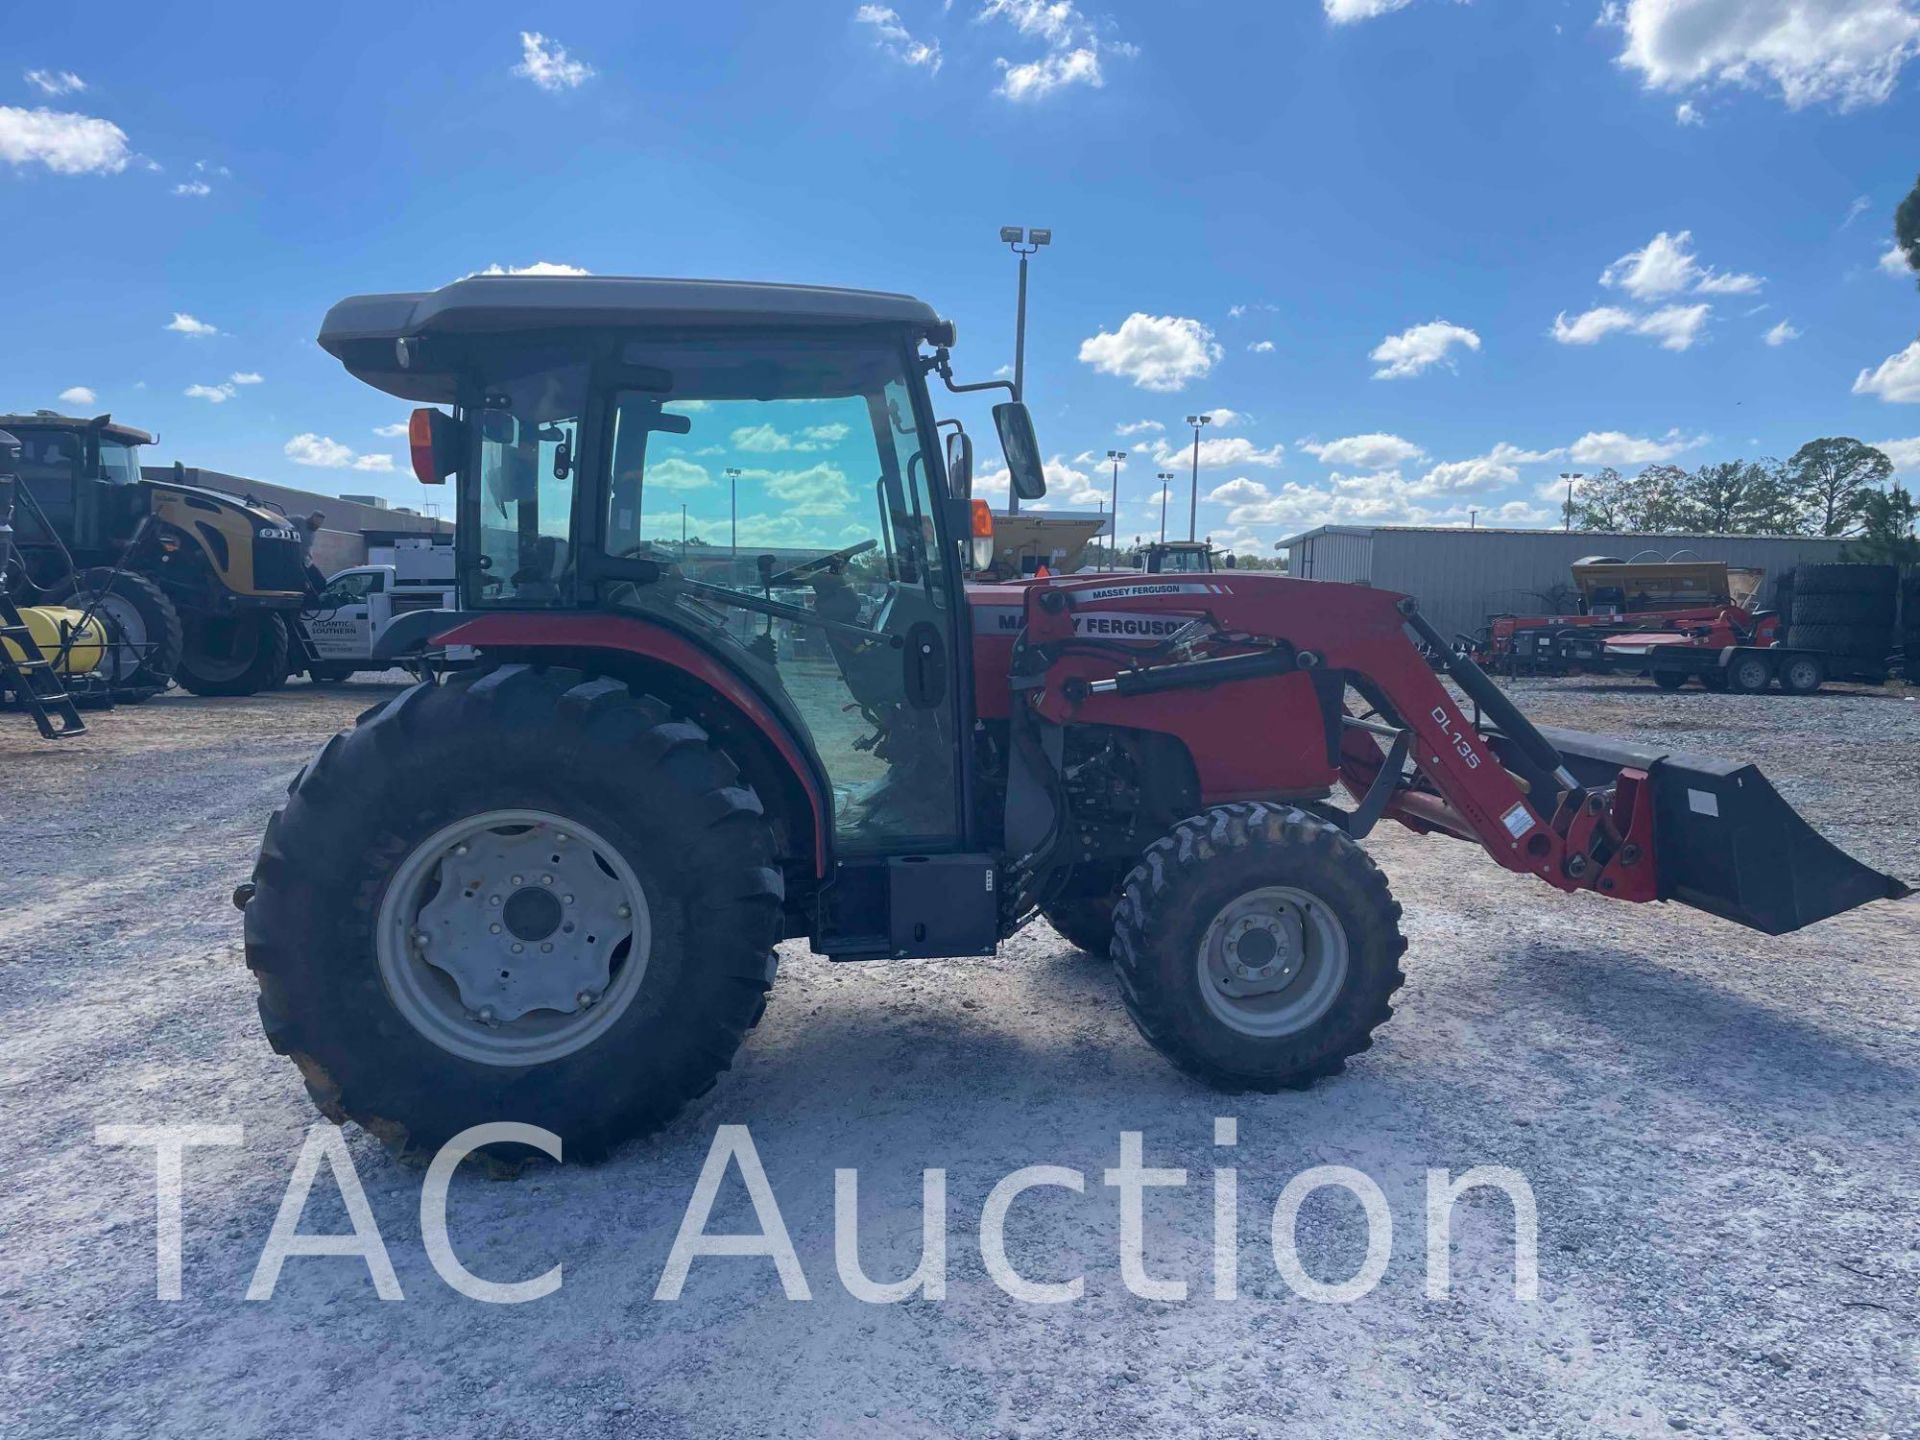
[1726,653,1772,694]
[1111,803,1405,1092]
[1650,669,1688,690]
[242,665,782,1161]
[53,566,182,698]
[1779,654,1824,695]
[175,612,290,696]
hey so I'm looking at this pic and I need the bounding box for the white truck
[297,538,468,681]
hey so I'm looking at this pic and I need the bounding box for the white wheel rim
[375,809,653,1066]
[1196,885,1349,1038]
[81,591,149,682]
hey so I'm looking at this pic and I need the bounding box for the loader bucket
[1534,726,1911,935]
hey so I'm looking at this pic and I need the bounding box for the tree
[1628,464,1692,532]
[1896,172,1920,290]
[1786,438,1895,536]
[1842,483,1920,566]
[1678,459,1796,535]
[1570,468,1629,529]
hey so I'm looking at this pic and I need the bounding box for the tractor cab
[1138,539,1219,574]
[321,274,1045,863]
[0,412,154,583]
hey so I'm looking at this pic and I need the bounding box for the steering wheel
[769,539,877,586]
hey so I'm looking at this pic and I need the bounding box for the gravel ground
[3,673,1916,1439]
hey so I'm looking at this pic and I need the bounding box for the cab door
[307,568,382,660]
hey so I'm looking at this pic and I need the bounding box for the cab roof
[0,411,153,445]
[319,275,950,402]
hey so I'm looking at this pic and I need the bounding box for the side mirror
[992,401,1046,501]
[409,407,462,485]
[946,429,973,501]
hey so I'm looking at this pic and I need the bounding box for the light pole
[999,225,1051,515]
[1559,472,1584,532]
[1105,449,1126,569]
[725,467,742,574]
[1185,414,1212,542]
[680,502,688,556]
[1156,471,1176,544]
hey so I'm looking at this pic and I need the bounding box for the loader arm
[1017,574,1907,934]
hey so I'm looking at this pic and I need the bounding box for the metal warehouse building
[1279,525,1851,642]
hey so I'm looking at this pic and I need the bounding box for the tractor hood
[319,275,952,403]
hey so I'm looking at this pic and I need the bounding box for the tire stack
[1786,563,1898,682]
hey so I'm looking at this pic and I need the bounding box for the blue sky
[4,0,1918,553]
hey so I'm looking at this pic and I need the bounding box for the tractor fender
[432,611,832,876]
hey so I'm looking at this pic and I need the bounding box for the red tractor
[238,276,1909,1160]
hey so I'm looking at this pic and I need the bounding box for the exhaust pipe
[1535,726,1910,935]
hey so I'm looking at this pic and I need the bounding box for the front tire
[1726,653,1772,694]
[1111,804,1406,1092]
[176,611,290,696]
[1650,669,1688,690]
[54,566,183,698]
[242,665,783,1160]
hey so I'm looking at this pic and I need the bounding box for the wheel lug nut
[511,875,523,886]
[511,943,524,954]
[476,1007,495,1025]
[489,895,502,906]
[454,844,469,856]
[412,929,430,945]
[577,989,598,1008]
[489,923,502,934]
[541,942,553,953]
[563,895,574,905]
[616,904,631,919]
[541,874,554,886]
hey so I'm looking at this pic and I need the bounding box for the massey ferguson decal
[975,607,1207,641]
[1075,581,1228,603]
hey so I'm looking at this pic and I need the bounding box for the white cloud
[172,179,211,197]
[1551,306,1640,345]
[982,0,1132,102]
[57,385,96,406]
[648,457,713,490]
[855,6,943,72]
[1635,303,1712,351]
[1675,101,1703,125]
[1078,313,1222,392]
[1843,194,1873,227]
[165,312,218,337]
[285,434,357,467]
[513,32,594,92]
[1552,301,1710,351]
[1300,433,1426,470]
[184,382,237,403]
[1599,229,1760,300]
[1206,477,1271,504]
[1247,339,1275,353]
[24,70,86,97]
[1566,429,1703,465]
[997,46,1103,99]
[1324,0,1415,21]
[1116,419,1164,437]
[1417,442,1563,496]
[0,105,130,175]
[1369,319,1480,379]
[352,454,395,472]
[1204,407,1249,429]
[373,422,409,438]
[1610,0,1920,111]
[1853,340,1920,403]
[1880,244,1912,277]
[1868,437,1920,473]
[230,371,263,385]
[1763,319,1801,346]
[1153,435,1287,470]
[464,261,592,279]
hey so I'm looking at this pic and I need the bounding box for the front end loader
[235,275,1910,1161]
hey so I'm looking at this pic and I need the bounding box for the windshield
[603,336,940,596]
[99,439,142,485]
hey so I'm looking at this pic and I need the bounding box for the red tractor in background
[236,276,1909,1162]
